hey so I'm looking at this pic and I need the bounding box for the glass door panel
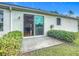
[34,15,44,35]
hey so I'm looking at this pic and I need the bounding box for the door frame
[23,14,44,38]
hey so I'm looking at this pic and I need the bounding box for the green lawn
[30,43,79,56]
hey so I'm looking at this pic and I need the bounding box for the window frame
[0,10,4,31]
[56,18,61,25]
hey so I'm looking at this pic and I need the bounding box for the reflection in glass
[34,15,44,35]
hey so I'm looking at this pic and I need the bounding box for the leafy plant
[47,30,75,42]
[73,32,79,45]
[0,31,22,56]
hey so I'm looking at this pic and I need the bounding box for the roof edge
[0,2,79,20]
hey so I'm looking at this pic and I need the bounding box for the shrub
[73,32,79,45]
[0,31,22,56]
[47,30,75,42]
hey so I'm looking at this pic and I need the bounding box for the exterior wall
[11,11,23,32]
[44,15,78,35]
[11,10,45,36]
[0,9,11,37]
[11,10,78,36]
[0,9,78,37]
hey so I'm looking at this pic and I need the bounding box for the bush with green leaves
[0,31,22,56]
[73,32,79,45]
[47,30,75,42]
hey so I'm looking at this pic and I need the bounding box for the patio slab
[21,37,63,52]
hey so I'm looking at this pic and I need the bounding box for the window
[0,10,3,31]
[57,18,61,25]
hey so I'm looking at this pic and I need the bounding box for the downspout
[9,6,12,31]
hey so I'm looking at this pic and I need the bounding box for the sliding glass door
[24,14,44,37]
[34,15,44,35]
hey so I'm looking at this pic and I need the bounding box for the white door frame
[23,14,44,38]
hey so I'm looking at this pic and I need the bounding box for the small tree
[68,10,74,15]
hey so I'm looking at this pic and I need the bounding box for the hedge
[47,30,75,42]
[0,31,22,56]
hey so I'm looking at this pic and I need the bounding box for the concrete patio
[21,37,63,52]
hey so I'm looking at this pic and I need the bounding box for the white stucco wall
[0,9,78,37]
[0,9,11,37]
[11,10,78,36]
[44,15,78,35]
[11,11,23,32]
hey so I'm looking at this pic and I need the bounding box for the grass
[29,43,79,56]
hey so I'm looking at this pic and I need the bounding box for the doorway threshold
[23,35,45,39]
